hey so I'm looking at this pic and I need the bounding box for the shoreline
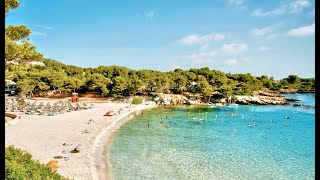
[5,100,155,180]
[90,104,157,180]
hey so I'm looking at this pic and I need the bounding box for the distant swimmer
[271,120,274,123]
[159,118,163,124]
[284,116,290,119]
[254,122,257,126]
[284,123,288,127]
[267,125,271,129]
[164,125,170,128]
[165,112,168,118]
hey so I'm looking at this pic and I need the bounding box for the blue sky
[6,0,315,79]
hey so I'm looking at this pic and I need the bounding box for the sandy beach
[5,100,156,180]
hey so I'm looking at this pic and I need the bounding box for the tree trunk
[30,91,34,98]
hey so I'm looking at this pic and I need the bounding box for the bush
[5,145,68,180]
[132,96,143,104]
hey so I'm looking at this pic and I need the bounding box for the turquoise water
[283,93,315,107]
[110,94,315,180]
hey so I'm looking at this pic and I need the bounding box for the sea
[109,93,315,180]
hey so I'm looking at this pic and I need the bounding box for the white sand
[5,101,156,180]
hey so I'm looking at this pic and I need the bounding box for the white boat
[206,102,215,108]
[227,96,238,107]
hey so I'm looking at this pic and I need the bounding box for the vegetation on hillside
[5,146,68,180]
[6,60,315,99]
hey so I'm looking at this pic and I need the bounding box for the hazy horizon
[6,0,315,79]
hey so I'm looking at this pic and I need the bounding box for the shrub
[5,145,69,180]
[132,96,143,104]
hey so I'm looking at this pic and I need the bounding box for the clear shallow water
[110,94,315,180]
[283,93,315,107]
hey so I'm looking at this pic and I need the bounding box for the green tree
[86,73,111,94]
[111,76,128,96]
[5,0,19,14]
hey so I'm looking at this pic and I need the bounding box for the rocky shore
[150,90,305,106]
[235,95,289,105]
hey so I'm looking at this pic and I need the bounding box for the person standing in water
[159,118,163,124]
[165,112,168,119]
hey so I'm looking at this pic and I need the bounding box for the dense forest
[5,0,315,100]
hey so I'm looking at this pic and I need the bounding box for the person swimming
[254,122,257,126]
[284,116,290,119]
[267,125,271,129]
[284,123,288,127]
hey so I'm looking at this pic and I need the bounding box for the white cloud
[251,26,274,36]
[31,31,47,37]
[145,10,155,19]
[179,33,225,45]
[241,57,249,62]
[36,25,53,30]
[185,51,217,63]
[259,46,271,51]
[221,43,248,55]
[228,0,247,8]
[287,22,315,37]
[252,0,310,17]
[226,58,238,66]
[265,33,279,40]
[250,23,283,40]
[288,0,310,13]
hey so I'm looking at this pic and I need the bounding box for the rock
[47,160,59,170]
[235,95,288,105]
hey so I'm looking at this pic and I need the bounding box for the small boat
[104,111,116,116]
[227,96,238,108]
[206,102,215,108]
